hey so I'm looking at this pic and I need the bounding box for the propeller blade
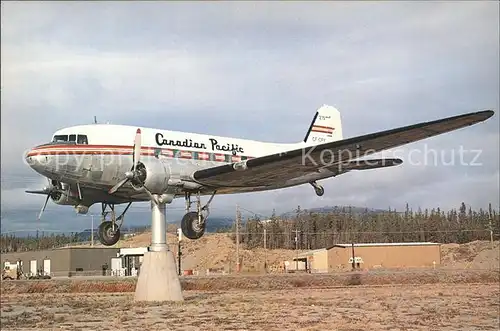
[38,194,50,221]
[133,128,142,172]
[26,189,51,195]
[108,177,130,194]
[108,171,135,194]
[109,129,142,195]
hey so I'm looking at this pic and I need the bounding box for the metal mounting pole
[150,196,167,252]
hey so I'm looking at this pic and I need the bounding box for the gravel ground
[1,283,499,331]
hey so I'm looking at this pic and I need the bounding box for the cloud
[1,1,498,231]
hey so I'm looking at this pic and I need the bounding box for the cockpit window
[51,134,88,144]
[77,135,88,144]
[53,135,68,142]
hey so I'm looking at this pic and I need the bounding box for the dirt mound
[441,240,499,270]
[119,232,301,274]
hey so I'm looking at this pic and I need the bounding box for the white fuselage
[25,123,317,206]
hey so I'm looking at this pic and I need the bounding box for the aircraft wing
[191,110,494,188]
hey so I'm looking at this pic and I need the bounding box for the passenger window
[69,134,76,142]
[77,135,88,144]
[53,135,68,142]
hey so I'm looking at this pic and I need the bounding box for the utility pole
[236,204,241,273]
[351,243,355,271]
[177,228,182,275]
[488,211,494,249]
[91,215,94,247]
[263,228,267,272]
[294,229,300,271]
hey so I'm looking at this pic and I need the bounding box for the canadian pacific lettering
[155,133,206,149]
[209,138,244,154]
[155,133,244,154]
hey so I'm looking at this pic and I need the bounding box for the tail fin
[303,105,343,145]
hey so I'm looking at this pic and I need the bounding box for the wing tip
[473,109,495,121]
[482,110,495,119]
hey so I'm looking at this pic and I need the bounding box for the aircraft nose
[25,148,45,171]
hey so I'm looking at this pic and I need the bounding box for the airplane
[24,105,494,246]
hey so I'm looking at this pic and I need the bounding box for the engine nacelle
[74,204,89,214]
[131,159,171,194]
[50,191,80,206]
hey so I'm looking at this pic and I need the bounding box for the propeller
[38,194,50,221]
[108,128,148,195]
[26,179,60,221]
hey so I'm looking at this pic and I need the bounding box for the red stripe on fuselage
[311,129,333,134]
[26,144,253,161]
[312,125,334,130]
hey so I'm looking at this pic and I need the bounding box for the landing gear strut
[181,191,216,240]
[98,202,132,246]
[310,181,324,197]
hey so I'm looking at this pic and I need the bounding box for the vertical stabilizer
[302,105,343,146]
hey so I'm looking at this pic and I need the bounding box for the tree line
[229,202,499,250]
[1,232,82,253]
[0,226,151,253]
[1,202,498,253]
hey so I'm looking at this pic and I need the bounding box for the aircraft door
[79,154,103,181]
[99,152,119,183]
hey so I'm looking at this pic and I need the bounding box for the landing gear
[181,212,205,240]
[181,191,216,240]
[97,202,132,246]
[310,181,324,197]
[98,221,121,246]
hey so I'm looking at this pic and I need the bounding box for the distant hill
[3,205,394,239]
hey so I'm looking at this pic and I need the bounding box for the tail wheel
[181,211,205,240]
[98,221,121,246]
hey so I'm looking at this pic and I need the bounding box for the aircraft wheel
[98,221,121,246]
[315,186,324,197]
[181,211,205,240]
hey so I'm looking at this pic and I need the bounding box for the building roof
[296,242,441,258]
[296,248,329,258]
[332,242,440,247]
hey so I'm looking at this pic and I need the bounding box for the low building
[1,247,120,277]
[295,242,442,273]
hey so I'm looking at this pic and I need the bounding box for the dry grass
[1,269,498,295]
[1,283,499,330]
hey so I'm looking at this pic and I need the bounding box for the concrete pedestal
[134,250,184,302]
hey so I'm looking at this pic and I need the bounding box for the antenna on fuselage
[93,116,98,124]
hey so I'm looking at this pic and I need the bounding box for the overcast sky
[1,1,499,232]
